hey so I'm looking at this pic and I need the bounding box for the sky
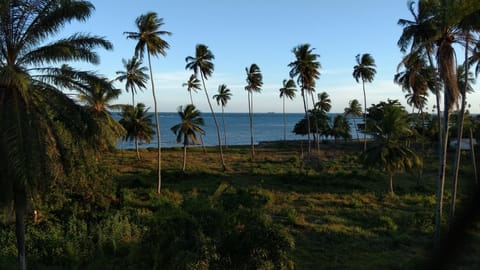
[63,0,479,113]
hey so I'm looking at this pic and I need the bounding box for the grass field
[107,141,479,269]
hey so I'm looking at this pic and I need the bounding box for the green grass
[105,143,480,269]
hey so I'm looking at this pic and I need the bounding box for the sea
[114,112,364,149]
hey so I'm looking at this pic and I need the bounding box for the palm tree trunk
[135,138,140,160]
[189,91,193,105]
[302,89,311,154]
[450,38,470,221]
[389,174,394,195]
[221,106,227,147]
[147,52,162,194]
[182,136,187,172]
[14,188,26,270]
[249,92,255,159]
[310,93,320,152]
[362,80,367,151]
[283,96,286,141]
[200,73,226,171]
[470,128,478,185]
[435,99,451,243]
[450,97,466,221]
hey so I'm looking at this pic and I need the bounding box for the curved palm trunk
[221,106,227,147]
[451,39,470,220]
[389,174,394,195]
[435,94,451,243]
[362,80,367,151]
[147,52,162,194]
[302,89,311,154]
[14,188,26,270]
[135,139,140,160]
[283,96,287,141]
[200,73,226,171]
[248,91,255,159]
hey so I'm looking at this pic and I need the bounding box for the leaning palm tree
[119,103,155,160]
[353,53,377,152]
[279,79,297,141]
[171,104,205,173]
[0,1,112,269]
[115,56,149,106]
[125,12,171,194]
[182,74,202,104]
[76,76,126,152]
[288,44,321,154]
[185,44,227,171]
[344,99,363,141]
[245,64,263,159]
[213,84,232,146]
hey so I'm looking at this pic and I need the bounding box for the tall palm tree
[361,102,422,195]
[182,74,202,105]
[344,99,363,141]
[213,84,232,146]
[125,12,171,194]
[279,79,297,141]
[185,44,227,171]
[171,104,205,173]
[245,64,263,159]
[119,103,155,160]
[115,56,149,106]
[353,53,377,152]
[0,1,112,269]
[288,44,321,154]
[76,76,126,152]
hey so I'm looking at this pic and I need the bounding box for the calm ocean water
[114,112,364,149]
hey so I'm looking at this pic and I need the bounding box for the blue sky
[64,0,479,113]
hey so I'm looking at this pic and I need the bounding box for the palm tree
[353,53,377,151]
[331,115,351,143]
[125,12,171,194]
[115,56,149,106]
[185,44,227,171]
[344,99,363,141]
[279,79,297,141]
[0,1,112,269]
[213,84,232,146]
[76,76,126,152]
[288,44,321,154]
[245,64,263,159]
[119,103,155,160]
[361,102,422,195]
[182,74,202,105]
[171,104,205,173]
[315,92,332,114]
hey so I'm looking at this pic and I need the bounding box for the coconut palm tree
[115,56,149,106]
[185,44,227,171]
[361,102,422,195]
[353,53,377,152]
[213,84,232,146]
[331,115,351,143]
[119,103,155,160]
[315,92,332,114]
[279,79,297,141]
[125,12,171,194]
[245,64,263,159]
[75,76,126,152]
[182,74,202,105]
[0,1,112,268]
[288,44,321,154]
[344,99,363,141]
[171,104,205,173]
